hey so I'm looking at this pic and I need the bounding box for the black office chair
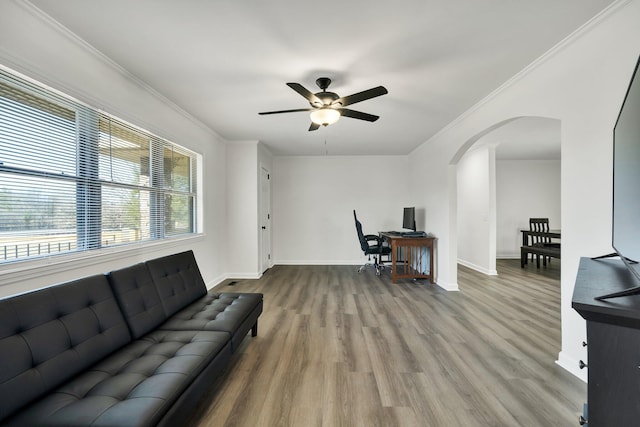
[354,210,391,275]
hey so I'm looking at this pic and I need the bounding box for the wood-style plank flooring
[188,259,585,427]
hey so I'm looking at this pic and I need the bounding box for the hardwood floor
[189,259,585,427]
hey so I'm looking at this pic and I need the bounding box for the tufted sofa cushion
[161,292,263,351]
[108,263,167,339]
[0,275,131,423]
[2,329,231,427]
[146,251,207,317]
[110,252,264,352]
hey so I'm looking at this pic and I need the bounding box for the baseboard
[457,259,498,276]
[435,280,459,291]
[207,273,228,290]
[228,272,263,279]
[556,350,587,383]
[496,253,520,259]
[213,262,461,293]
[207,272,263,290]
[220,272,263,281]
[274,259,363,265]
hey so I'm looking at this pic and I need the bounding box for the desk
[380,232,435,283]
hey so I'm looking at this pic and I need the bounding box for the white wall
[496,160,561,258]
[0,1,229,296]
[457,146,497,275]
[407,0,640,380]
[225,142,259,277]
[408,148,460,290]
[272,156,411,264]
[224,141,274,278]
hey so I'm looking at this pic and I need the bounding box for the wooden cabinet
[572,258,640,426]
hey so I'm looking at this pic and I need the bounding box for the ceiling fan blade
[309,122,320,131]
[259,108,313,115]
[339,108,379,122]
[335,86,388,107]
[287,83,323,106]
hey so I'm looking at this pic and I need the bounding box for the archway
[450,116,561,277]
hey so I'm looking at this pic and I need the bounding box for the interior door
[260,165,271,273]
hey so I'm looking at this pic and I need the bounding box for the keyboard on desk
[402,231,428,237]
[385,231,428,237]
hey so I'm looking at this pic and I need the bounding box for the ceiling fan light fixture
[310,107,340,126]
[259,79,387,131]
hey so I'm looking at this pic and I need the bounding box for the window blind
[0,68,200,264]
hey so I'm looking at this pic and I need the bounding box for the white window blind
[0,68,200,263]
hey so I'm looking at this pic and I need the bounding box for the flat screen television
[403,207,416,231]
[596,54,640,300]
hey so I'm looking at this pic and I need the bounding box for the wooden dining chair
[529,218,551,265]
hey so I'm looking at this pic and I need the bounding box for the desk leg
[391,240,397,283]
[429,241,434,284]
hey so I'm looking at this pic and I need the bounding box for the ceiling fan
[259,77,388,131]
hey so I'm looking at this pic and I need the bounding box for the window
[0,68,200,264]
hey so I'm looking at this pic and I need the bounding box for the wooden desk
[380,232,435,283]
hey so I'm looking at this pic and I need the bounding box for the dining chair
[529,218,552,266]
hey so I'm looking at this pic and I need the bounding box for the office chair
[353,210,391,275]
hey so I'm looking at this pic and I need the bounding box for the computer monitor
[402,207,416,231]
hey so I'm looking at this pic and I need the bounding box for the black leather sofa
[0,250,263,427]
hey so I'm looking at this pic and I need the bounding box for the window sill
[0,234,205,290]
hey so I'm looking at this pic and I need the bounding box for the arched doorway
[451,116,561,276]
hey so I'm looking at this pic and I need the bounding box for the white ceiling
[29,0,614,157]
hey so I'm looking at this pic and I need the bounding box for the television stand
[573,257,640,426]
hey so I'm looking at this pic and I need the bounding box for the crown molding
[15,0,225,142]
[415,0,632,151]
